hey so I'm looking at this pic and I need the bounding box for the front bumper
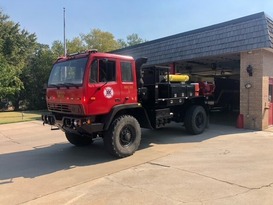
[41,113,104,134]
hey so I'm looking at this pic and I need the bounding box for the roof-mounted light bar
[66,49,98,57]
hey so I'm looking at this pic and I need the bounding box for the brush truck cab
[42,50,208,157]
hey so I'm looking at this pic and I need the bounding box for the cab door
[87,58,121,115]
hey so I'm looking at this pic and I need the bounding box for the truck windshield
[48,57,87,87]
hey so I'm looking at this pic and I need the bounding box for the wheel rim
[119,125,135,147]
[195,112,205,128]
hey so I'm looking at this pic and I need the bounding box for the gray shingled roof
[266,14,273,48]
[112,12,273,66]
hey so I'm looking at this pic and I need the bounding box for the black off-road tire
[184,105,207,135]
[65,132,93,146]
[103,115,141,158]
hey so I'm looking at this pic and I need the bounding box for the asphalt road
[1,121,273,204]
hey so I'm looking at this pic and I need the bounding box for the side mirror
[135,57,148,70]
[135,57,148,89]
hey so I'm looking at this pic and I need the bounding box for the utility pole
[63,7,67,56]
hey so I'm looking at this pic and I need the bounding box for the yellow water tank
[168,74,190,82]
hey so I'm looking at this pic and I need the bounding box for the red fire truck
[42,50,208,157]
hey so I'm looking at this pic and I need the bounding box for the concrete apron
[1,122,273,204]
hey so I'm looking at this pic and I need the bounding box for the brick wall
[240,49,273,130]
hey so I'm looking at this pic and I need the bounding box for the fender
[103,103,153,130]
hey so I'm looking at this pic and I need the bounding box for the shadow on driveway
[0,123,251,182]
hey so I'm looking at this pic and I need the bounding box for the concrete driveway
[0,121,273,204]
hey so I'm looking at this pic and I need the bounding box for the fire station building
[113,12,273,130]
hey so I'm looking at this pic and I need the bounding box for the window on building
[121,62,133,82]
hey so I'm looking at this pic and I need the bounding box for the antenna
[63,7,67,56]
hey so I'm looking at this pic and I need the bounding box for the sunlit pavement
[1,121,273,204]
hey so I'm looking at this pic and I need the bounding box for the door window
[90,59,116,83]
[121,62,133,82]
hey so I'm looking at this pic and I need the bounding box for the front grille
[47,103,84,114]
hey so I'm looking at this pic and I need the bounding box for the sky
[1,0,273,46]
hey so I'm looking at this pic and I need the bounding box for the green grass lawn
[0,111,42,124]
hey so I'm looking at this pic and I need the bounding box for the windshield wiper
[49,83,80,89]
[63,83,80,89]
[56,83,80,89]
[56,83,70,88]
[49,84,60,89]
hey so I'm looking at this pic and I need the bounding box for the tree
[67,37,86,54]
[51,40,64,57]
[21,44,55,110]
[81,28,120,52]
[117,39,127,49]
[51,37,86,57]
[0,55,23,99]
[51,30,146,54]
[0,10,36,101]
[126,33,146,46]
[117,34,147,48]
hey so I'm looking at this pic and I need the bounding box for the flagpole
[63,7,67,56]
